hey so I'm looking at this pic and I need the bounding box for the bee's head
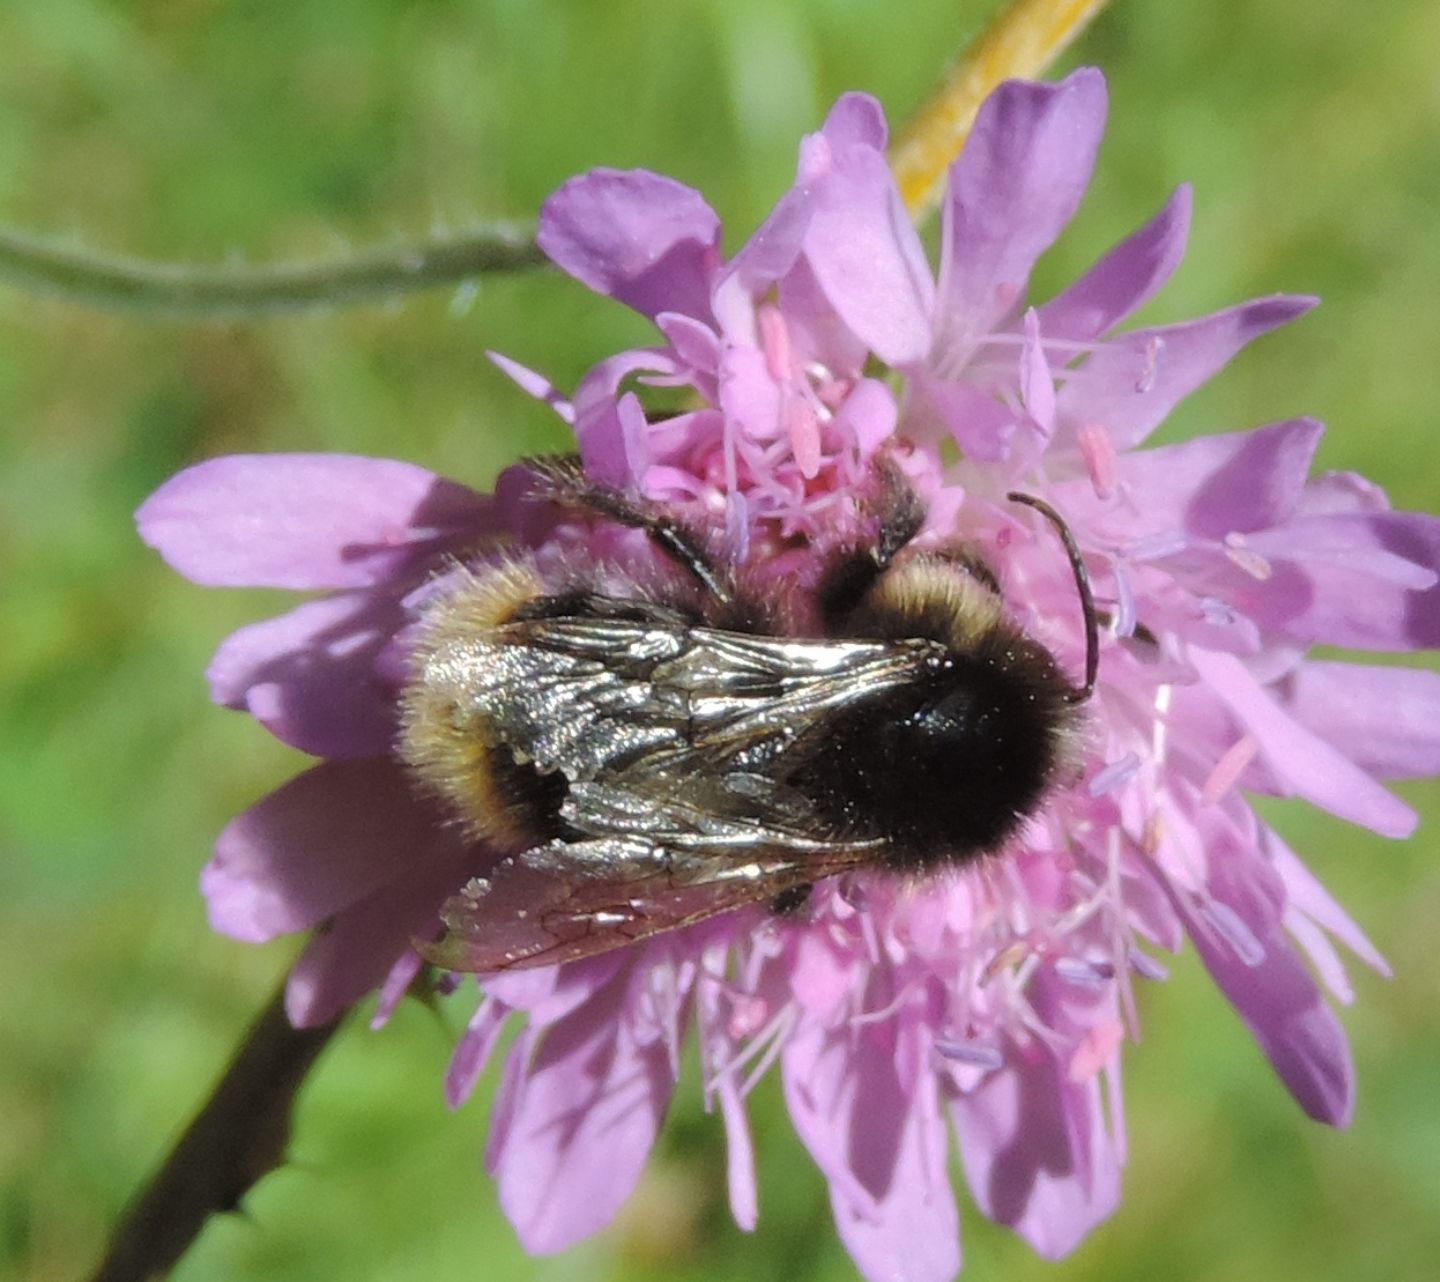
[794,618,1084,867]
[908,636,1082,847]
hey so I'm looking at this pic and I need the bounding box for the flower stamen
[1201,735,1259,805]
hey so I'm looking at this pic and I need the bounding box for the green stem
[87,981,343,1282]
[0,222,547,317]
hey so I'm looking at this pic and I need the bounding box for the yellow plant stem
[890,0,1111,218]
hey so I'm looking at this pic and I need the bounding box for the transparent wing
[426,828,880,972]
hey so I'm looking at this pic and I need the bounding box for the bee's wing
[425,829,879,972]
[459,612,939,790]
[429,771,889,972]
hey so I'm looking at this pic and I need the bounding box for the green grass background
[2,2,1438,1279]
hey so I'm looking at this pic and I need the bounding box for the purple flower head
[138,70,1440,1282]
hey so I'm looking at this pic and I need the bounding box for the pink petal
[284,843,469,1028]
[1150,417,1322,537]
[1248,510,1440,650]
[952,1037,1120,1258]
[712,187,813,340]
[486,352,576,424]
[715,96,899,359]
[1283,910,1356,1005]
[788,928,863,1022]
[571,348,681,486]
[446,996,514,1108]
[204,758,453,941]
[719,344,783,447]
[1055,296,1318,451]
[908,371,1019,462]
[782,1009,961,1282]
[832,377,899,459]
[1299,470,1389,517]
[1281,661,1440,780]
[1214,529,1436,654]
[1266,831,1389,977]
[372,948,427,1028]
[491,961,679,1253]
[800,145,934,366]
[206,592,403,759]
[814,92,889,156]
[137,454,493,590]
[1160,833,1355,1125]
[1039,184,1192,341]
[718,1078,758,1232]
[484,951,629,1026]
[935,69,1108,362]
[538,169,720,321]
[1058,419,1323,543]
[655,311,722,380]
[1190,648,1417,837]
[1020,308,1056,434]
[774,254,872,379]
[695,963,761,1231]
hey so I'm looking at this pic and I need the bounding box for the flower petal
[1039,184,1192,341]
[714,93,893,348]
[204,758,454,941]
[1055,296,1317,451]
[907,371,1019,462]
[1190,648,1417,837]
[206,592,404,759]
[712,186,813,341]
[1247,510,1440,650]
[137,454,493,589]
[1267,831,1389,978]
[1058,419,1323,543]
[446,996,514,1108]
[718,1076,758,1232]
[571,348,681,486]
[487,352,576,424]
[538,169,720,321]
[800,145,934,366]
[1161,823,1355,1125]
[774,254,871,378]
[832,376,899,460]
[719,343,783,449]
[285,843,470,1027]
[935,69,1108,362]
[491,961,679,1253]
[1154,418,1322,537]
[372,948,427,1029]
[1281,661,1440,779]
[782,1007,960,1282]
[812,91,889,155]
[952,1037,1120,1258]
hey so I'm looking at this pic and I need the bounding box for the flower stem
[87,981,343,1282]
[889,0,1111,218]
[0,221,547,318]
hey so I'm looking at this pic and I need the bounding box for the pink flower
[139,70,1440,1282]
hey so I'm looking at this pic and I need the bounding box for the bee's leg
[815,458,927,628]
[525,455,735,608]
[769,884,812,917]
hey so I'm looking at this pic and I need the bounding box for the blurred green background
[2,2,1438,1280]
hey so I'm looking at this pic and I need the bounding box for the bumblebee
[400,457,1097,972]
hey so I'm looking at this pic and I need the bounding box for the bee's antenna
[1005,492,1099,702]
